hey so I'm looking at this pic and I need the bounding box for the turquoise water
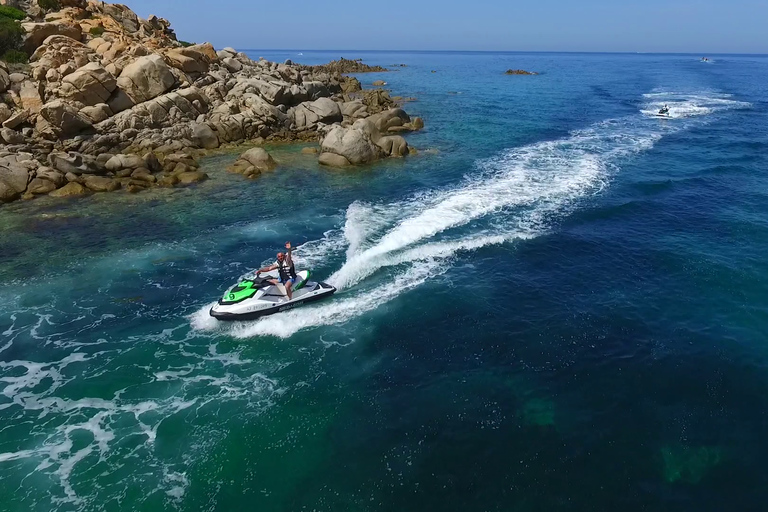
[1,51,768,511]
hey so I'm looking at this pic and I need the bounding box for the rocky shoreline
[0,1,423,203]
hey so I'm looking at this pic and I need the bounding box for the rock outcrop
[318,108,421,166]
[505,69,538,75]
[228,147,277,178]
[0,1,423,204]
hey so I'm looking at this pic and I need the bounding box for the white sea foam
[0,343,282,508]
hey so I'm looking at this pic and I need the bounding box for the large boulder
[19,81,44,113]
[368,108,411,133]
[2,110,29,129]
[39,100,93,137]
[48,151,98,175]
[164,43,217,74]
[1,127,24,144]
[84,175,120,192]
[376,135,409,157]
[21,22,82,54]
[176,171,208,184]
[221,58,242,73]
[105,154,145,172]
[36,167,66,187]
[0,164,29,203]
[27,178,57,195]
[303,81,331,100]
[340,100,368,119]
[107,88,135,114]
[116,55,176,104]
[320,124,382,165]
[235,147,276,171]
[190,122,219,149]
[217,47,237,59]
[318,152,352,167]
[230,78,288,106]
[80,103,113,123]
[101,3,140,33]
[49,181,88,198]
[292,97,342,130]
[59,63,117,106]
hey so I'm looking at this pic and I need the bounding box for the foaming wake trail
[641,91,750,118]
[202,92,749,338]
[231,259,444,339]
[328,124,647,291]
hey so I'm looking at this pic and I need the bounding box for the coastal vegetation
[0,6,26,20]
[37,0,61,11]
[0,8,25,60]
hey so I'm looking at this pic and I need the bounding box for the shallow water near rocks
[1,51,768,511]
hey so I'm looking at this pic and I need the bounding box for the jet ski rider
[256,242,297,300]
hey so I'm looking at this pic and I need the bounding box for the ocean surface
[1,50,767,511]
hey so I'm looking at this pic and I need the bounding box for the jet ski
[655,106,672,118]
[209,270,336,321]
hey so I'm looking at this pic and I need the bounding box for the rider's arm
[285,242,293,266]
[257,263,277,274]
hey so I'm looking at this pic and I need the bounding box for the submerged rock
[318,152,351,167]
[84,175,120,192]
[229,147,277,176]
[49,181,88,197]
[176,171,208,184]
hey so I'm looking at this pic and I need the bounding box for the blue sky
[122,0,766,53]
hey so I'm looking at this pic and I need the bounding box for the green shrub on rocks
[0,6,26,21]
[179,40,194,48]
[90,26,105,36]
[0,16,23,58]
[37,0,61,11]
[1,49,27,64]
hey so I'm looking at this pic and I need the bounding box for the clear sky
[121,0,767,54]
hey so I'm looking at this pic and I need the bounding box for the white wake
[197,92,748,338]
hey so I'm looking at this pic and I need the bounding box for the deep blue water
[1,51,768,511]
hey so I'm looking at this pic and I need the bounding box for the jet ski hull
[209,272,336,321]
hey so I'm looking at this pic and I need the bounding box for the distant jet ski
[655,105,672,118]
[209,270,336,321]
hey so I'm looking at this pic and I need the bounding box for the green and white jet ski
[209,270,336,321]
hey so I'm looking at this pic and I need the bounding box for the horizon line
[233,49,768,56]
[239,48,768,57]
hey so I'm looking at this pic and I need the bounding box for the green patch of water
[661,445,723,484]
[521,398,556,427]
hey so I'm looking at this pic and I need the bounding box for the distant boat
[298,52,304,56]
